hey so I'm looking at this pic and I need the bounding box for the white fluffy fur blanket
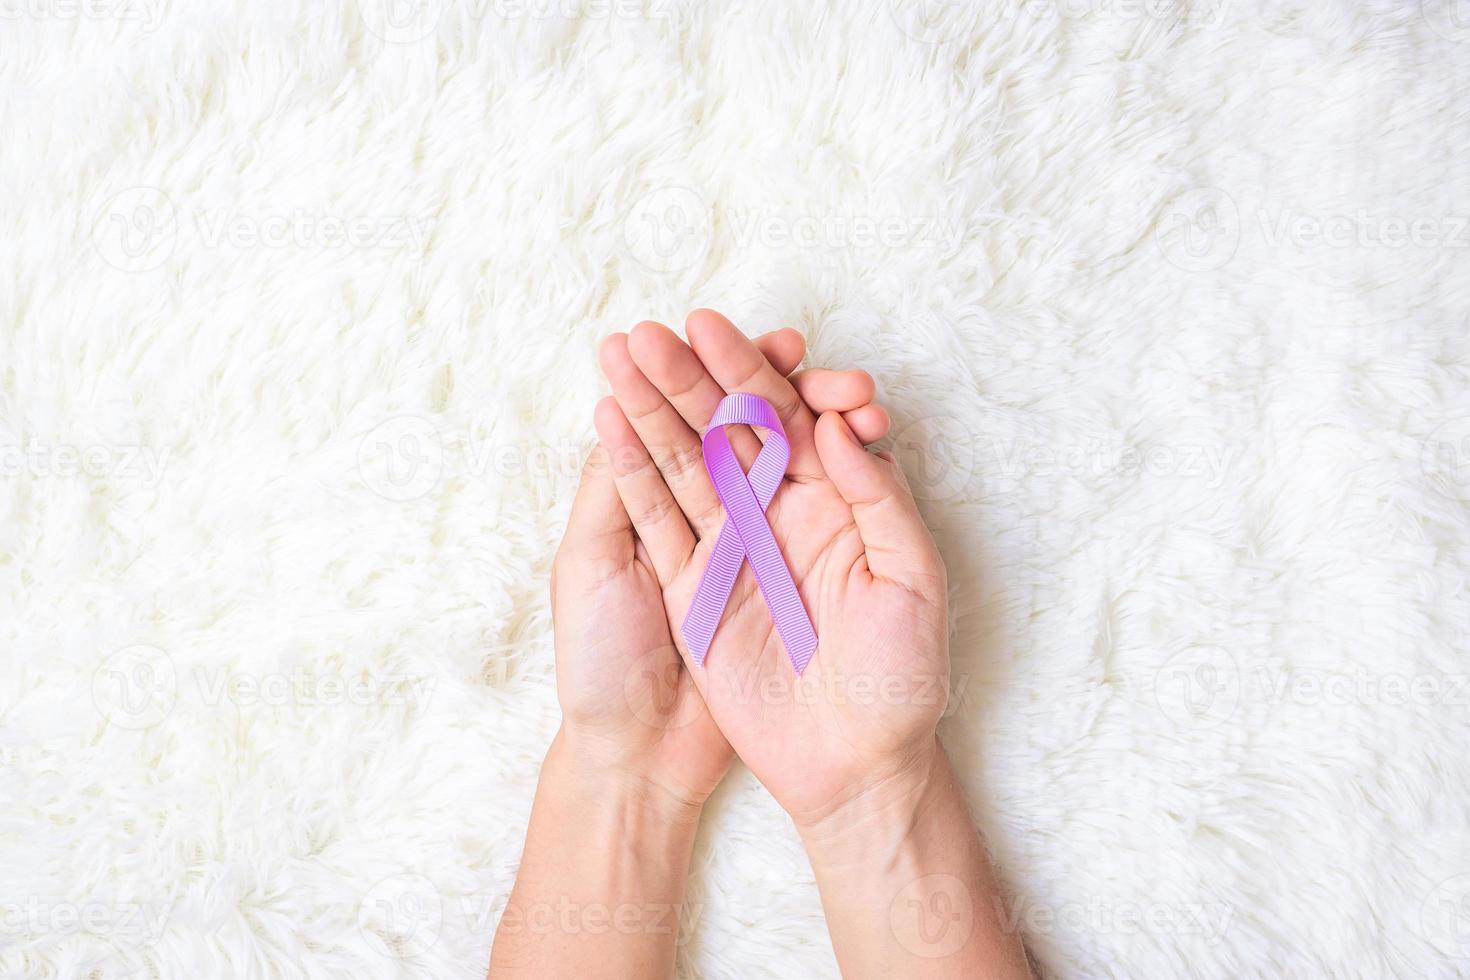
[3,1,1469,977]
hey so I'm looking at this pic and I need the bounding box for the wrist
[792,739,1034,978]
[547,727,707,831]
[794,736,947,869]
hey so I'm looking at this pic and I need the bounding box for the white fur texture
[3,1,1469,977]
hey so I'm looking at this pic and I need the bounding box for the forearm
[798,739,1032,979]
[489,729,703,980]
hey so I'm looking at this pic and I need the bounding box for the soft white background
[2,0,1469,977]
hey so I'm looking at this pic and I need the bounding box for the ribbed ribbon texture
[680,393,818,673]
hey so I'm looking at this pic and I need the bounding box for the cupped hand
[593,310,950,830]
[553,326,891,813]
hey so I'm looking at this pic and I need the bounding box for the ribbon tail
[723,485,818,674]
[680,522,744,665]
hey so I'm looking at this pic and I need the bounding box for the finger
[593,396,696,585]
[685,309,823,480]
[791,369,888,443]
[599,330,726,538]
[557,442,634,567]
[626,319,767,468]
[813,410,944,591]
[791,368,875,412]
[754,328,806,377]
[842,403,890,444]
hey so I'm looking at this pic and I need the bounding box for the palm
[661,464,947,823]
[552,462,733,808]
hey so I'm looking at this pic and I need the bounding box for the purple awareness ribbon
[681,392,818,674]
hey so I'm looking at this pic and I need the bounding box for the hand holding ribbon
[593,310,951,833]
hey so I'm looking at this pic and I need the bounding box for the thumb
[813,411,945,591]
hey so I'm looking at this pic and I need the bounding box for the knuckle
[693,497,725,533]
[636,492,679,528]
[660,444,705,488]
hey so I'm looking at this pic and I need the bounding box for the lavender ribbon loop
[680,393,819,674]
